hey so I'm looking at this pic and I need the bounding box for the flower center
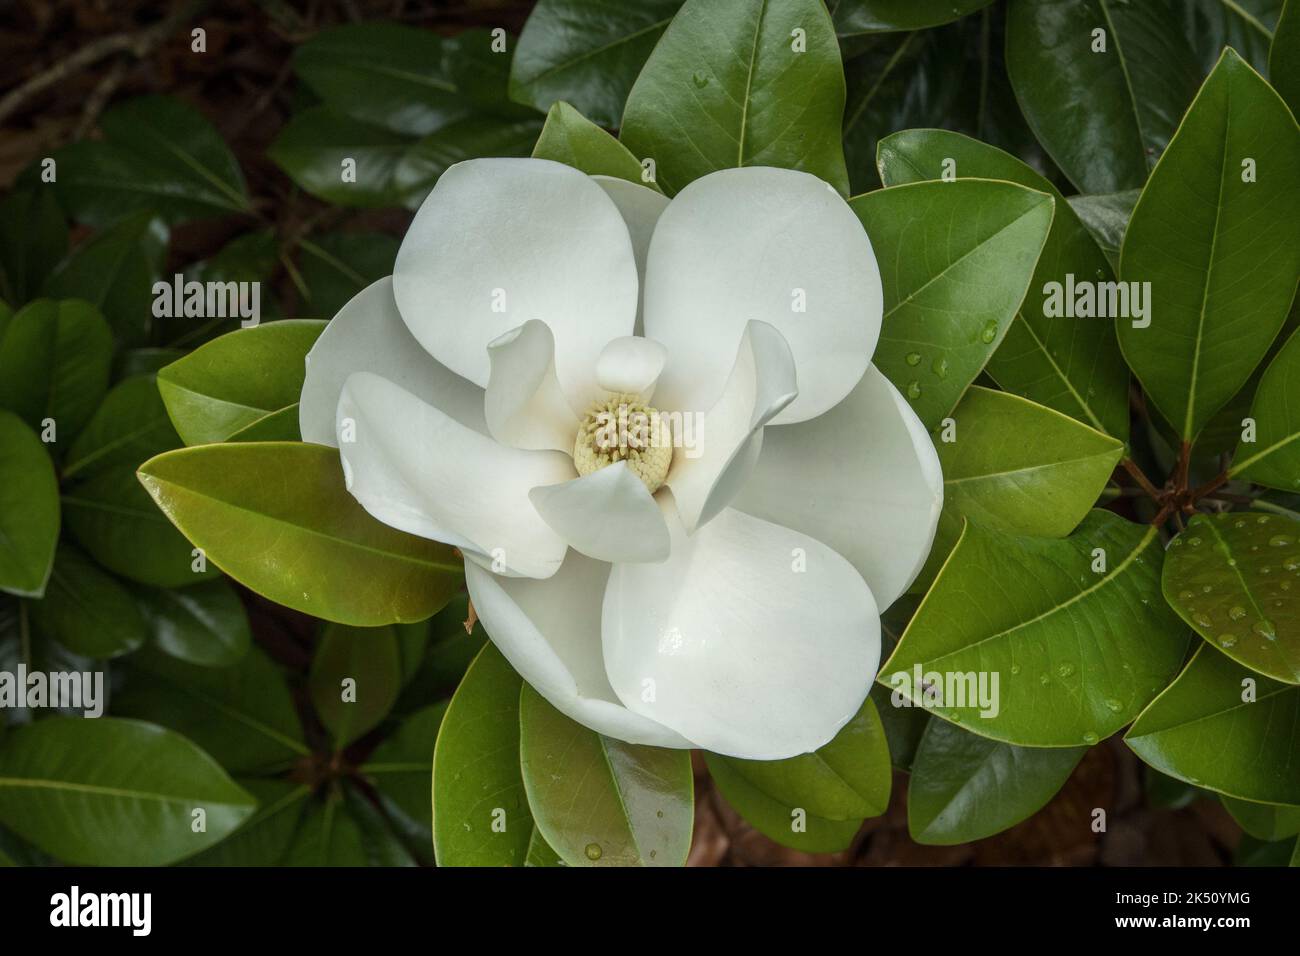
[573,393,672,494]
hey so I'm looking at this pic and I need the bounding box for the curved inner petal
[665,320,797,532]
[529,462,671,564]
[337,371,573,579]
[393,158,640,408]
[732,364,943,609]
[299,277,485,446]
[643,166,882,424]
[465,554,693,749]
[602,499,880,761]
[485,320,579,452]
[595,335,668,399]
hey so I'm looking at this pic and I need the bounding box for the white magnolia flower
[298,158,943,761]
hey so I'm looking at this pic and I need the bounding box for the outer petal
[665,321,796,532]
[595,335,667,398]
[529,462,670,564]
[485,320,578,453]
[603,501,880,760]
[299,277,485,445]
[643,166,881,424]
[337,372,573,579]
[593,176,670,333]
[393,158,639,407]
[732,365,943,608]
[466,553,693,748]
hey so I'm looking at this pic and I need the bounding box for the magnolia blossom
[298,158,943,761]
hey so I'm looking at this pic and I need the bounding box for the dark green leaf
[0,189,67,305]
[180,779,309,866]
[0,411,59,598]
[832,0,994,35]
[1181,0,1284,74]
[1066,189,1140,269]
[393,115,544,208]
[27,544,146,659]
[362,702,446,860]
[269,107,418,208]
[310,623,402,748]
[283,786,413,866]
[62,374,179,483]
[1232,328,1300,490]
[1272,0,1300,115]
[1221,793,1300,840]
[296,235,398,320]
[134,579,251,668]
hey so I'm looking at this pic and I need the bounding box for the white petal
[603,501,880,760]
[593,176,670,334]
[529,462,670,564]
[665,321,796,532]
[484,320,579,453]
[299,277,485,445]
[732,365,943,608]
[595,335,667,398]
[643,166,881,424]
[465,554,692,748]
[337,372,573,579]
[393,158,639,407]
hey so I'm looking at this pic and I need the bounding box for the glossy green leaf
[510,0,682,127]
[395,593,486,710]
[908,718,1085,845]
[1272,0,1300,115]
[519,685,693,867]
[883,511,1189,747]
[1066,189,1140,269]
[311,623,402,749]
[226,405,301,442]
[41,214,167,347]
[180,779,310,867]
[705,753,862,853]
[160,231,283,349]
[1221,794,1300,840]
[526,827,565,867]
[878,130,1129,440]
[1117,49,1300,440]
[0,298,111,442]
[115,643,306,774]
[1006,0,1201,194]
[849,179,1054,429]
[532,101,655,186]
[394,116,544,209]
[137,442,463,625]
[1182,0,1284,74]
[48,95,250,227]
[832,0,994,35]
[157,320,324,445]
[620,0,849,196]
[870,595,929,771]
[432,645,533,866]
[296,235,398,320]
[1232,328,1300,489]
[0,717,255,865]
[918,388,1123,586]
[0,411,59,598]
[114,347,184,381]
[1163,512,1300,683]
[269,107,419,208]
[64,466,219,588]
[713,698,889,821]
[362,702,446,856]
[62,375,179,482]
[27,544,146,659]
[284,786,413,866]
[1127,644,1300,804]
[134,579,251,668]
[0,189,67,306]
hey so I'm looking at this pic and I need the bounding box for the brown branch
[1120,458,1163,501]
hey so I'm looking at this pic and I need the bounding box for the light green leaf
[713,697,890,821]
[1006,0,1201,194]
[532,101,656,186]
[882,511,1189,747]
[0,411,59,598]
[1116,48,1300,440]
[1163,512,1300,683]
[1127,644,1300,804]
[1221,794,1300,840]
[0,717,255,865]
[620,0,849,196]
[908,718,1085,845]
[432,645,533,866]
[519,684,693,867]
[137,442,463,625]
[918,387,1124,586]
[157,320,325,445]
[1232,328,1300,489]
[114,644,307,774]
[526,827,565,866]
[134,579,251,668]
[849,179,1054,429]
[510,0,682,128]
[310,623,402,748]
[0,298,112,442]
[877,129,1129,440]
[28,544,146,659]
